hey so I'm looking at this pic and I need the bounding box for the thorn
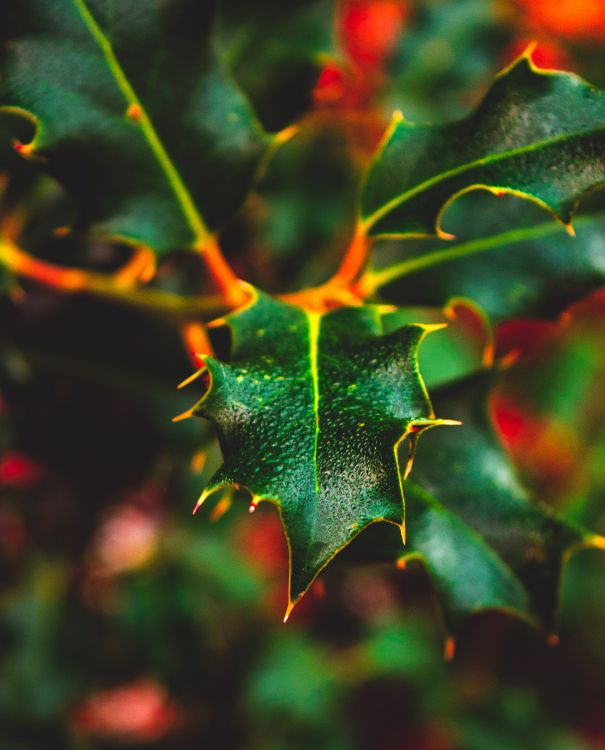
[177,366,206,389]
[588,534,605,550]
[12,140,34,158]
[207,317,227,329]
[172,408,194,423]
[392,109,404,124]
[421,323,448,335]
[274,123,299,145]
[547,633,560,648]
[248,496,260,514]
[403,433,419,480]
[444,636,456,662]
[126,103,143,121]
[401,522,407,545]
[564,223,576,238]
[437,229,455,241]
[523,40,539,62]
[283,600,296,623]
[434,419,463,427]
[192,490,209,516]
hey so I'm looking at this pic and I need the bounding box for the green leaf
[361,54,605,238]
[191,290,451,612]
[218,0,336,131]
[0,0,271,256]
[356,375,603,633]
[368,196,605,323]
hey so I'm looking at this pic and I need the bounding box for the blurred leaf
[0,0,270,256]
[219,0,336,131]
[386,0,510,120]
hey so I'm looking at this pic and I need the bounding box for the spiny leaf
[190,290,454,612]
[354,374,603,634]
[369,197,605,323]
[0,0,271,256]
[361,53,605,238]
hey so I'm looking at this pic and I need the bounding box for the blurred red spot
[495,319,557,361]
[93,503,160,573]
[516,0,605,40]
[492,398,529,445]
[341,0,409,71]
[313,63,348,104]
[71,680,177,742]
[0,451,41,485]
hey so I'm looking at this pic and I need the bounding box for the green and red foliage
[2,1,605,748]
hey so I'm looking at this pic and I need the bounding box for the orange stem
[0,238,226,319]
[197,236,249,308]
[330,220,371,287]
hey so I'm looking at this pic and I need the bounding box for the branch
[329,220,372,287]
[0,237,228,320]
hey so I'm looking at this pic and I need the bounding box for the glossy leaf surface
[362,56,605,238]
[192,291,448,608]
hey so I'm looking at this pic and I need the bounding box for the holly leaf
[353,374,603,633]
[190,290,454,613]
[0,0,271,256]
[218,0,336,131]
[361,54,605,239]
[368,196,605,324]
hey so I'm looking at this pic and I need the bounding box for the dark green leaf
[0,0,271,256]
[191,290,450,610]
[372,375,601,632]
[362,55,605,238]
[218,0,336,131]
[369,195,605,323]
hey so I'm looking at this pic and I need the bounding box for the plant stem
[330,220,372,287]
[361,218,591,294]
[196,235,249,307]
[0,238,227,319]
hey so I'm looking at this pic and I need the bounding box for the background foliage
[1,1,605,748]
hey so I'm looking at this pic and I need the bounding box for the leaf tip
[522,40,539,63]
[12,139,34,158]
[587,533,605,551]
[443,636,456,662]
[172,407,195,423]
[248,496,260,514]
[564,222,576,238]
[283,600,296,623]
[177,365,207,390]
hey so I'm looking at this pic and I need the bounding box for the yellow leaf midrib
[71,0,210,246]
